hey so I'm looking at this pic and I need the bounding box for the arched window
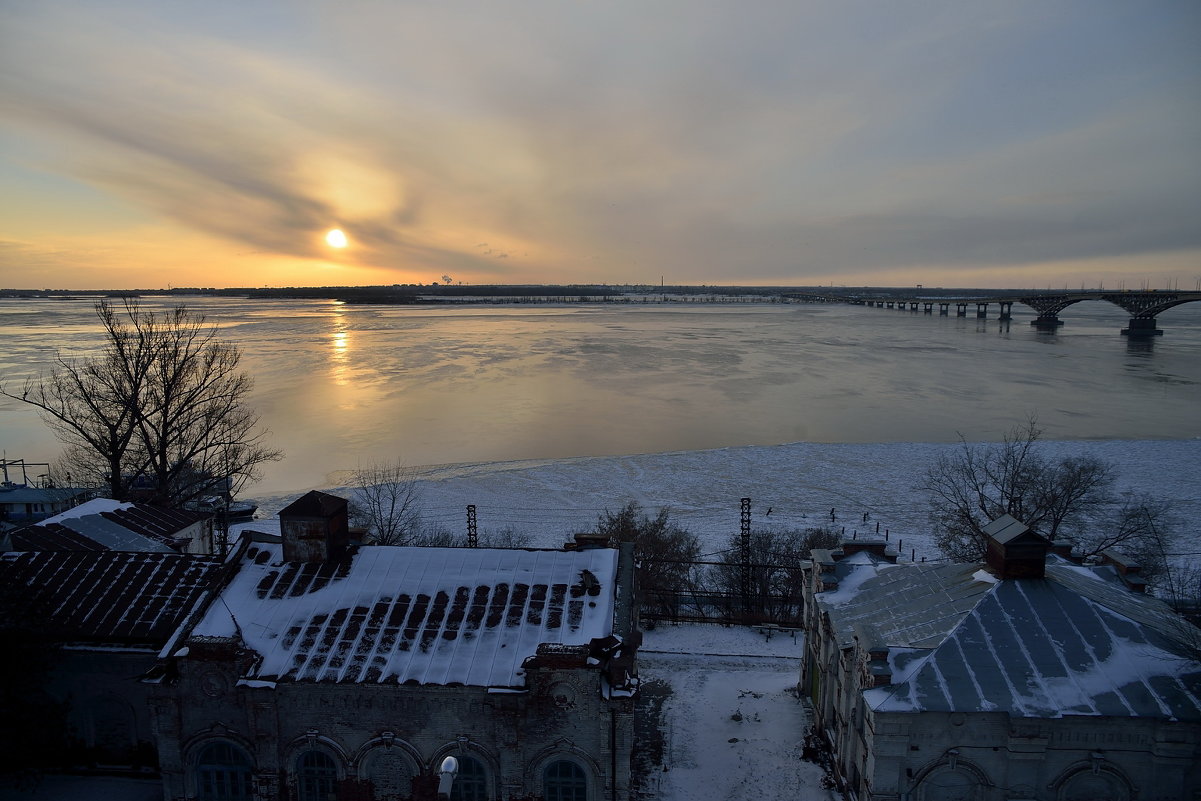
[297,750,339,801]
[917,767,980,801]
[543,759,588,801]
[196,741,254,801]
[449,755,488,801]
[1060,770,1130,801]
[362,747,418,801]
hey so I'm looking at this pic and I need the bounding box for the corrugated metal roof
[0,550,225,645]
[7,499,208,552]
[824,562,996,649]
[822,559,1201,720]
[981,514,1032,543]
[189,543,618,689]
[9,523,110,551]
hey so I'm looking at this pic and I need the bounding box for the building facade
[802,523,1201,800]
[151,491,640,801]
[0,549,225,770]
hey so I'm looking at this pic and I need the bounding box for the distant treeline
[2,284,797,303]
[1,285,1046,302]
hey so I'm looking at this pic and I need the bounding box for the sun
[325,228,348,248]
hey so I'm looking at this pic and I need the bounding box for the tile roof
[822,559,1201,721]
[0,550,225,645]
[188,543,618,689]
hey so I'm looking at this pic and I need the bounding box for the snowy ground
[635,623,836,801]
[247,439,1201,565]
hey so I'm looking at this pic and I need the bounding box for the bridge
[783,291,1201,337]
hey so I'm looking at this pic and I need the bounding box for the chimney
[570,531,612,550]
[840,540,898,563]
[983,515,1050,579]
[1100,550,1147,593]
[279,490,349,563]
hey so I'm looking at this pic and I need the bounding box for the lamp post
[436,756,458,800]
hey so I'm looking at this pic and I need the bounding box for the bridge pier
[1031,314,1064,329]
[909,302,918,311]
[956,304,967,317]
[923,302,933,314]
[885,301,894,309]
[998,301,1012,321]
[976,303,989,318]
[938,303,949,315]
[1121,317,1163,337]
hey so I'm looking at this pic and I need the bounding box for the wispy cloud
[0,0,1198,288]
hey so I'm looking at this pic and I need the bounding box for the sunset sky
[1,1,1198,290]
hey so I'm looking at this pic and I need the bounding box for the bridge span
[783,291,1201,337]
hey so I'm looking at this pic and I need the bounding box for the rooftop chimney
[840,540,898,563]
[983,515,1050,579]
[279,490,349,563]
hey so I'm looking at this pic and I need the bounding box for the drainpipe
[615,541,636,640]
[610,709,618,801]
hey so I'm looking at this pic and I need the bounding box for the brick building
[0,549,225,769]
[150,490,639,801]
[801,517,1201,800]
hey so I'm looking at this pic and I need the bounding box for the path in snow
[635,624,837,801]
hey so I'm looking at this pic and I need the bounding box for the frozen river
[1,294,1199,503]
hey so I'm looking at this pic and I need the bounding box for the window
[449,756,488,801]
[196,741,254,801]
[917,768,979,801]
[298,750,338,801]
[543,760,588,801]
[1061,771,1130,801]
[363,748,417,801]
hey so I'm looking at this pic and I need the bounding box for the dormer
[983,514,1050,578]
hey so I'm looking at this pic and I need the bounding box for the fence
[638,557,807,628]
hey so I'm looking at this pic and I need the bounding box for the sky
[1,1,1198,290]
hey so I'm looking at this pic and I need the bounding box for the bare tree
[349,460,424,545]
[924,420,1174,567]
[478,527,532,548]
[705,526,839,620]
[588,502,701,616]
[1,300,280,506]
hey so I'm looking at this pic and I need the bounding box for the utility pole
[740,498,751,617]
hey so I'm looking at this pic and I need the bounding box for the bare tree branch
[0,300,280,507]
[349,461,424,546]
[923,420,1174,574]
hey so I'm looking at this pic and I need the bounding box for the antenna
[219,597,247,645]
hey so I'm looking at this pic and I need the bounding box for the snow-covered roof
[823,561,995,648]
[818,560,1201,720]
[39,497,133,524]
[188,543,619,689]
[8,498,210,552]
[0,550,225,645]
[981,513,1033,544]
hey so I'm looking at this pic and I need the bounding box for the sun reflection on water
[329,304,350,384]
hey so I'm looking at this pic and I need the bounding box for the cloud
[0,1,1198,288]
